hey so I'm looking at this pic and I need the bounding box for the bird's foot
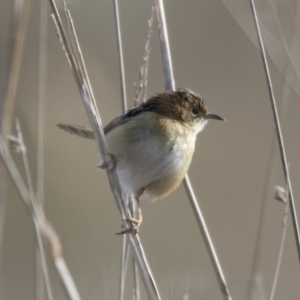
[116,218,142,235]
[98,153,117,171]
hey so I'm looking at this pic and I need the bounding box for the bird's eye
[191,107,199,116]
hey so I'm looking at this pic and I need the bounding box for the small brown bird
[58,88,224,233]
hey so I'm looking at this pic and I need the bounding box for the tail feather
[57,124,95,139]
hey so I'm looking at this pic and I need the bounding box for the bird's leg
[117,196,142,235]
[127,196,142,227]
[98,153,117,171]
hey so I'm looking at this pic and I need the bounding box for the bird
[58,88,224,234]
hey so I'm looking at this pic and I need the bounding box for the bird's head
[151,88,224,133]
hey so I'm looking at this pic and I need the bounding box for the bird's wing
[103,116,123,134]
[57,116,124,139]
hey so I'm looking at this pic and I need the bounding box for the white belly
[106,116,196,199]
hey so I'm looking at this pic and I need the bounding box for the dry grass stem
[132,255,141,300]
[1,0,31,136]
[183,176,232,300]
[152,0,232,299]
[119,234,130,300]
[247,134,277,300]
[36,0,48,298]
[133,6,154,107]
[152,0,175,90]
[111,2,130,297]
[37,0,47,206]
[127,197,140,299]
[269,186,289,300]
[0,134,80,300]
[247,71,292,300]
[0,0,31,271]
[53,257,80,300]
[48,1,160,299]
[249,0,300,263]
[113,0,127,112]
[15,120,53,300]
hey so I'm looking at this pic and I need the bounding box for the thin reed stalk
[0,134,81,300]
[152,0,232,299]
[134,6,154,106]
[119,233,130,300]
[125,7,154,299]
[247,74,291,300]
[111,2,131,298]
[269,186,289,300]
[36,0,48,298]
[0,0,31,267]
[113,0,127,113]
[14,120,53,300]
[249,0,300,263]
[1,0,31,136]
[132,254,141,300]
[48,1,160,299]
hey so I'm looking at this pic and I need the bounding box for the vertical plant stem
[183,176,232,300]
[119,234,130,300]
[246,134,276,300]
[49,2,160,298]
[124,8,154,290]
[247,77,291,300]
[152,0,175,90]
[0,0,31,267]
[152,0,232,299]
[113,0,127,113]
[37,0,47,221]
[141,7,153,104]
[54,258,81,300]
[0,135,81,300]
[269,200,289,300]
[129,198,140,300]
[36,1,48,299]
[15,121,53,300]
[133,7,154,106]
[119,192,130,300]
[249,0,300,263]
[2,0,31,136]
[132,254,140,300]
[111,2,132,298]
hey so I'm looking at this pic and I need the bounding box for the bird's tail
[57,124,95,139]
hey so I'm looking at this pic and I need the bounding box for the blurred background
[1,0,300,299]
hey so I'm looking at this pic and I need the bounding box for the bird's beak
[206,113,225,121]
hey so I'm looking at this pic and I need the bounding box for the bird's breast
[144,130,195,199]
[106,113,196,199]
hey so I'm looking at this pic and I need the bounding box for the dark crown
[123,88,208,123]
